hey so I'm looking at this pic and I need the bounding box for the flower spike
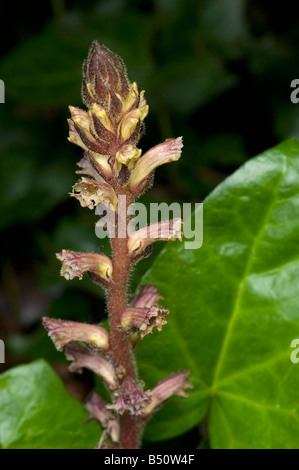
[44,40,189,449]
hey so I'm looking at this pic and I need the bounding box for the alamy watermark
[95,197,203,250]
[0,340,4,363]
[290,339,299,363]
[290,79,299,103]
[0,79,4,103]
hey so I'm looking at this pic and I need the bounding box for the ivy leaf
[137,138,299,448]
[0,359,100,449]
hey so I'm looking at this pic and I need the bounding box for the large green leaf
[137,138,299,448]
[0,359,100,448]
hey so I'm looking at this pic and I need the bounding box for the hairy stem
[107,190,141,449]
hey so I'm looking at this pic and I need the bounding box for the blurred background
[1,0,299,447]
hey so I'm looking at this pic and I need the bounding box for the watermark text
[0,340,4,363]
[0,79,4,103]
[95,197,203,250]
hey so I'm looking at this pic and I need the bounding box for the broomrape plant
[43,42,192,449]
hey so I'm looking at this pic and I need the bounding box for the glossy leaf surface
[0,359,100,448]
[137,139,299,448]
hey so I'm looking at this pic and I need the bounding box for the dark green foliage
[1,0,299,449]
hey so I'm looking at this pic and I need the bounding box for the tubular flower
[128,137,183,194]
[121,286,169,339]
[85,392,120,446]
[120,305,169,339]
[42,317,110,352]
[70,177,118,211]
[142,371,193,417]
[65,343,117,390]
[131,285,164,308]
[70,147,117,210]
[56,249,113,282]
[128,218,183,256]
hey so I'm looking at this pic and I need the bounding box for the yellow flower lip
[122,82,139,113]
[116,144,142,169]
[119,109,142,141]
[69,106,90,131]
[90,103,113,132]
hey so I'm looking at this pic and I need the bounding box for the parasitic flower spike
[44,41,191,450]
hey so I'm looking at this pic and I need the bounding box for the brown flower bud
[68,42,151,180]
[132,285,164,308]
[82,41,130,122]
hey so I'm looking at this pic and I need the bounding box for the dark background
[1,0,299,448]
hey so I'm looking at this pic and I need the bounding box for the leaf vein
[211,155,288,390]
